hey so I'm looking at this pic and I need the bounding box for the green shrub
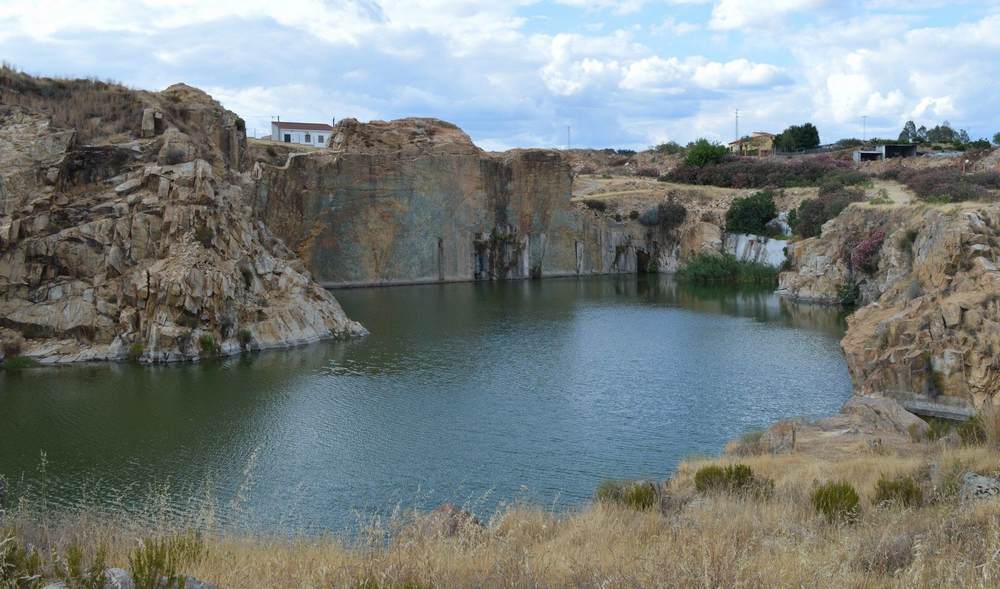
[676,253,777,285]
[693,464,771,498]
[194,225,214,248]
[898,228,919,252]
[812,481,860,523]
[684,139,729,167]
[595,480,659,510]
[837,279,860,306]
[0,531,43,586]
[638,201,687,231]
[725,190,777,235]
[2,356,39,371]
[923,418,953,442]
[873,475,923,508]
[582,199,608,212]
[238,329,253,349]
[957,415,987,446]
[59,542,107,589]
[654,141,684,155]
[129,532,206,589]
[791,188,866,238]
[198,334,217,356]
[127,343,144,363]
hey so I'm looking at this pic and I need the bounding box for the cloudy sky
[1,0,998,150]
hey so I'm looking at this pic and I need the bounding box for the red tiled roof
[274,121,334,131]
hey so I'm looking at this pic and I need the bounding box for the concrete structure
[728,132,775,157]
[852,143,918,163]
[271,120,334,147]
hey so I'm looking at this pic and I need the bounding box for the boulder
[961,473,1000,501]
[103,568,135,589]
[840,396,928,437]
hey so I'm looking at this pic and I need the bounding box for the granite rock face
[0,77,363,364]
[779,203,1000,408]
[252,118,639,287]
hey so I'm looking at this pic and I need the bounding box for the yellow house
[728,132,775,157]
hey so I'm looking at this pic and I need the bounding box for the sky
[1,0,998,151]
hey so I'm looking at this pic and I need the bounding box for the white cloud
[709,0,831,30]
[620,56,786,92]
[0,0,997,148]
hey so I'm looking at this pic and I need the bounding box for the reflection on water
[0,275,850,533]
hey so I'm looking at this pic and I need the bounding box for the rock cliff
[0,72,363,364]
[779,202,1000,410]
[251,118,638,287]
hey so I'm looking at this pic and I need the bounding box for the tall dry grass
[3,445,999,588]
[0,63,144,144]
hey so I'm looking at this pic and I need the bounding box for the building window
[305,133,311,143]
[283,134,291,143]
[317,135,324,144]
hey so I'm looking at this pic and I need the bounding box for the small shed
[852,143,918,163]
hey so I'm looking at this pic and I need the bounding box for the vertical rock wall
[253,120,637,287]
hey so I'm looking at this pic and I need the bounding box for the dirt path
[866,179,916,205]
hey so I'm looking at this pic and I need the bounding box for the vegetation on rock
[724,190,777,235]
[677,253,778,285]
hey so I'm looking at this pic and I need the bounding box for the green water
[0,275,851,532]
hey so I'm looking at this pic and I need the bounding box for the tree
[898,120,917,143]
[957,129,971,144]
[916,125,928,143]
[653,141,684,155]
[725,190,777,235]
[926,121,957,144]
[684,138,729,167]
[993,132,1000,146]
[775,123,820,152]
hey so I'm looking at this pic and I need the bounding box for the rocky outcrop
[0,77,363,364]
[252,118,638,287]
[779,203,1000,409]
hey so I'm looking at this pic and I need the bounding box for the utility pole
[567,125,571,150]
[734,108,740,141]
[862,115,868,142]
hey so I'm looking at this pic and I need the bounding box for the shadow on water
[0,275,852,534]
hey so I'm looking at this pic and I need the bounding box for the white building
[270,120,335,147]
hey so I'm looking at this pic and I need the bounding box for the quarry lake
[0,276,852,533]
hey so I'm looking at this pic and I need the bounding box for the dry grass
[0,63,144,144]
[4,445,1000,588]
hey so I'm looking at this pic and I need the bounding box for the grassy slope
[4,442,999,588]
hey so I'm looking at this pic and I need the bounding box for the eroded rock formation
[779,202,1000,409]
[0,74,363,364]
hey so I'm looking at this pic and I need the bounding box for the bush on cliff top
[684,139,729,167]
[638,200,687,231]
[666,156,861,190]
[789,188,866,238]
[881,167,1000,203]
[725,190,777,235]
[595,480,659,510]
